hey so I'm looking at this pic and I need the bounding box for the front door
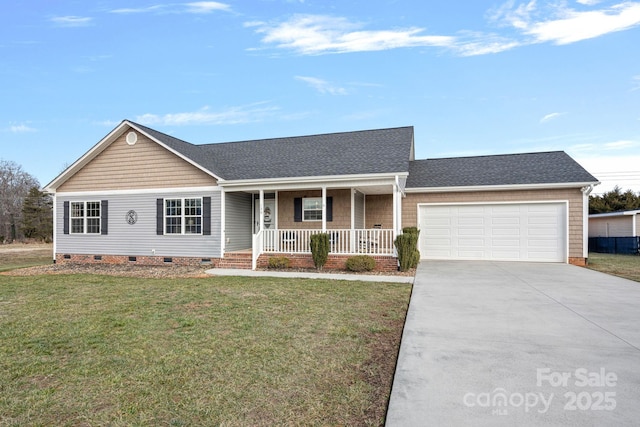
[254,198,276,233]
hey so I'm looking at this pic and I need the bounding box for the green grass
[587,252,640,282]
[0,274,410,426]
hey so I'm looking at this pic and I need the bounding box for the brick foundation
[55,253,220,267]
[568,257,587,267]
[257,253,399,273]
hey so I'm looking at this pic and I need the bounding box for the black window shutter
[326,197,333,222]
[63,201,70,234]
[294,198,302,222]
[203,197,211,235]
[156,199,164,235]
[101,200,108,235]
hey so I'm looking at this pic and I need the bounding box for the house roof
[590,209,640,218]
[406,151,599,189]
[131,121,415,181]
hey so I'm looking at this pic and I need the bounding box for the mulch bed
[1,264,209,278]
[3,264,416,279]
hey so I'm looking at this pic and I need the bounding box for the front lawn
[587,252,640,282]
[0,274,410,426]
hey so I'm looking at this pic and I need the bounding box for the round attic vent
[126,131,138,145]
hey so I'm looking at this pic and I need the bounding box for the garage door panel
[419,203,566,263]
[458,228,484,236]
[458,217,484,226]
[491,238,520,247]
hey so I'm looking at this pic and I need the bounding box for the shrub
[268,256,291,269]
[395,228,420,271]
[345,255,376,272]
[309,233,330,270]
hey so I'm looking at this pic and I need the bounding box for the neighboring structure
[588,210,640,255]
[589,210,639,238]
[44,120,599,269]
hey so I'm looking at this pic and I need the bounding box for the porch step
[218,252,253,270]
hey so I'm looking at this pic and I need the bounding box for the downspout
[581,185,595,261]
[220,188,226,259]
[52,192,57,263]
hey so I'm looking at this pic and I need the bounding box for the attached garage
[418,202,567,262]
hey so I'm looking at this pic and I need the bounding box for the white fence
[261,229,395,255]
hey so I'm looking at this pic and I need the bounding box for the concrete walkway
[205,268,414,283]
[387,261,640,426]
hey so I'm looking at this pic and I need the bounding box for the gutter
[405,181,601,193]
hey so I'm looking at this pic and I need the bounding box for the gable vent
[126,131,138,145]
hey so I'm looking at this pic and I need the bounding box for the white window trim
[70,201,101,234]
[164,197,203,235]
[302,197,322,222]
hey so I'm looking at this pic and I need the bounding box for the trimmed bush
[268,256,291,269]
[309,233,330,270]
[395,228,420,271]
[345,255,376,272]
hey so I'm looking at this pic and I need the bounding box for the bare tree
[0,160,40,242]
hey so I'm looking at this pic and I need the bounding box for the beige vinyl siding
[277,189,351,229]
[365,194,393,229]
[589,216,634,237]
[402,188,585,259]
[58,131,216,192]
[354,191,365,229]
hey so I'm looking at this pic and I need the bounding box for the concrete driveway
[386,261,640,426]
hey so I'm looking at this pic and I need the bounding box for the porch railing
[262,229,395,255]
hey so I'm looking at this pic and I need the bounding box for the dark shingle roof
[406,151,598,188]
[131,121,414,180]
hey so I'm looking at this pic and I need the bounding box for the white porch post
[350,189,355,253]
[321,185,327,232]
[259,189,264,232]
[220,188,226,256]
[392,180,399,241]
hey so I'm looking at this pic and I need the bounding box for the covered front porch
[221,176,405,269]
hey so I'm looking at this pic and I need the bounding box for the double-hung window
[165,198,202,234]
[302,197,322,221]
[70,201,101,234]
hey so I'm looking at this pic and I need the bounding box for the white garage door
[418,203,566,262]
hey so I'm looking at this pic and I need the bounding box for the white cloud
[540,112,567,123]
[50,16,93,27]
[135,104,278,126]
[604,140,639,150]
[248,3,640,56]
[632,75,640,91]
[110,5,165,14]
[185,2,231,13]
[110,2,230,14]
[7,124,36,133]
[577,0,602,5]
[295,76,347,95]
[496,1,640,45]
[250,14,455,55]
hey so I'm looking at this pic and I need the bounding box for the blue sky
[2,1,639,194]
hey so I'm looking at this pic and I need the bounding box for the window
[70,201,101,234]
[303,197,322,221]
[165,198,202,234]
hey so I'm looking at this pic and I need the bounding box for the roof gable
[130,123,415,181]
[406,151,599,189]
